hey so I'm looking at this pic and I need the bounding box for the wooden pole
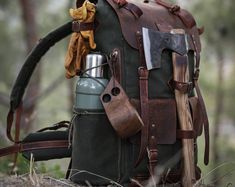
[171,29,196,187]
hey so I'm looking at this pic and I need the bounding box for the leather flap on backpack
[131,98,177,145]
[105,0,201,52]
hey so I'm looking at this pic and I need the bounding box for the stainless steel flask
[74,53,108,111]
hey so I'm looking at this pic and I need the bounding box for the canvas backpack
[0,0,209,186]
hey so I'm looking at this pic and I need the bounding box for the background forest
[0,0,235,186]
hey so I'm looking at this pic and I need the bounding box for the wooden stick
[171,29,196,187]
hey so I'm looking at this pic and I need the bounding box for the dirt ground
[0,174,81,187]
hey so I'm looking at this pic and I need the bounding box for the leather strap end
[6,110,14,142]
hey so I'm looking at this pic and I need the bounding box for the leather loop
[123,3,143,18]
[168,79,194,94]
[177,130,197,139]
[72,21,96,32]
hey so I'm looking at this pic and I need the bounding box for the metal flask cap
[84,53,106,78]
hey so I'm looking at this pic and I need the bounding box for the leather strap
[191,35,210,165]
[135,32,149,166]
[194,81,209,165]
[110,48,122,84]
[155,0,196,29]
[112,0,127,7]
[0,140,69,158]
[37,121,71,132]
[123,3,143,18]
[177,130,197,139]
[135,67,149,167]
[72,21,96,32]
[168,79,193,94]
[113,0,143,18]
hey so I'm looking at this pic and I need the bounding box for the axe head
[142,27,188,70]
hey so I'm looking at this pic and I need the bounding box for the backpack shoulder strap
[7,21,73,142]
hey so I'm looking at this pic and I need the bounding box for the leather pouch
[131,98,177,145]
[100,77,144,138]
[131,96,202,144]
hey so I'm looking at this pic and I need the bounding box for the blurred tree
[19,0,39,134]
[192,0,235,185]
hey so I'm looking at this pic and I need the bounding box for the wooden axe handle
[171,29,196,187]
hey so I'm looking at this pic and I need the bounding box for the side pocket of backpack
[70,113,121,186]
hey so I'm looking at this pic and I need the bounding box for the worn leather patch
[131,98,177,144]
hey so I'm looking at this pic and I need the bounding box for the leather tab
[7,110,14,142]
[72,21,96,32]
[177,130,196,139]
[123,3,143,18]
[168,79,193,94]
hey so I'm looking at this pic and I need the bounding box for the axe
[171,29,196,187]
[142,27,196,186]
[142,27,188,70]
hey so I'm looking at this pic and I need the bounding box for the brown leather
[177,130,196,139]
[106,0,201,52]
[131,97,203,143]
[149,99,177,144]
[168,79,193,94]
[123,3,143,18]
[155,0,196,29]
[0,140,69,158]
[100,77,144,138]
[112,0,127,7]
[194,81,210,165]
[131,98,177,145]
[190,33,210,165]
[135,67,149,166]
[72,21,96,32]
[110,48,122,84]
[189,97,203,136]
[198,26,205,35]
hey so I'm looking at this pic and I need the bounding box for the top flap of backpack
[105,0,201,52]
